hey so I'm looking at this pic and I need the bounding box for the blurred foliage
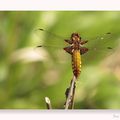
[0,11,120,109]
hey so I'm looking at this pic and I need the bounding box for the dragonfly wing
[35,43,71,65]
[81,33,118,65]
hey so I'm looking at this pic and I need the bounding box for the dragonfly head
[71,33,81,42]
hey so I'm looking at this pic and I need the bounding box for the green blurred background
[0,11,120,109]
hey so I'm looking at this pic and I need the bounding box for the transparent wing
[34,45,72,69]
[81,32,118,65]
[34,28,71,64]
[34,29,72,81]
[35,28,67,47]
[34,45,72,80]
[35,29,118,66]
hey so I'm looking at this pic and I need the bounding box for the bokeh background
[0,11,120,109]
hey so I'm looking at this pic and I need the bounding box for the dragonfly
[36,28,117,79]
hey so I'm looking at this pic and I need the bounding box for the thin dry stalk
[65,76,76,109]
[70,82,76,109]
[45,97,52,109]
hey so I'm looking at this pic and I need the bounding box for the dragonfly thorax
[71,42,80,50]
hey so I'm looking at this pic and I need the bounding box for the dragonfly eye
[71,33,80,41]
[71,33,80,37]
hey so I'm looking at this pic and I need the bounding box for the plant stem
[65,76,76,109]
[45,97,52,109]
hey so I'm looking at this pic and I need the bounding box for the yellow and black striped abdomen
[72,50,81,78]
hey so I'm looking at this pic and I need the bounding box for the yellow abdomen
[72,50,81,78]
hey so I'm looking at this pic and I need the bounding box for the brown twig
[45,97,52,109]
[70,81,76,109]
[65,76,76,109]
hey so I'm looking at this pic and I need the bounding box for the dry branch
[45,97,52,109]
[65,76,77,109]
